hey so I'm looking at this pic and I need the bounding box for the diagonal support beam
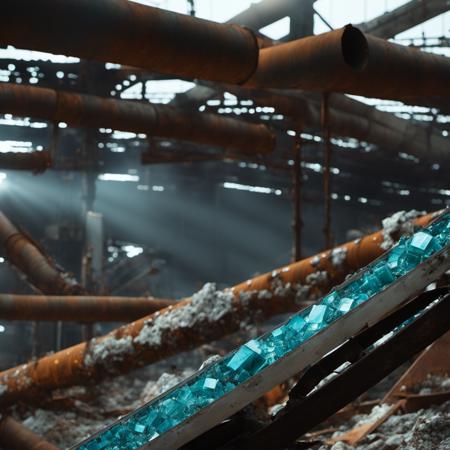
[358,0,450,39]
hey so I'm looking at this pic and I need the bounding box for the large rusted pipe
[0,151,51,172]
[0,416,58,450]
[0,294,175,322]
[0,83,275,155]
[1,3,449,99]
[0,0,258,84]
[0,211,438,407]
[245,26,450,99]
[0,212,84,295]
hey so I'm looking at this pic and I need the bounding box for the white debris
[0,384,7,396]
[311,255,321,267]
[140,370,193,403]
[84,335,134,368]
[134,283,234,347]
[330,247,348,269]
[306,270,328,287]
[381,210,425,250]
[352,403,392,427]
[320,399,450,450]
[20,408,109,449]
[257,289,273,300]
[239,290,254,303]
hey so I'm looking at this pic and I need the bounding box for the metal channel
[138,245,450,449]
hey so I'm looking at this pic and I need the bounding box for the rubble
[381,210,426,250]
[318,399,450,450]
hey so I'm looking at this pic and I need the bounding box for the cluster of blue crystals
[77,213,450,450]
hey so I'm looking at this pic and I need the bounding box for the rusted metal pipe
[0,212,84,295]
[0,416,59,450]
[1,0,259,84]
[0,211,439,407]
[0,84,275,155]
[0,294,175,322]
[245,26,369,91]
[353,31,450,99]
[226,86,449,162]
[245,25,450,99]
[0,150,51,172]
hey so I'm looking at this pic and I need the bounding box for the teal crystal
[76,212,450,450]
[307,304,327,323]
[226,339,266,374]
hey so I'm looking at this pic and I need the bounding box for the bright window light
[223,182,282,196]
[122,245,144,258]
[259,16,290,40]
[98,173,140,183]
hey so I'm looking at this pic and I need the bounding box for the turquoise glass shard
[76,213,450,450]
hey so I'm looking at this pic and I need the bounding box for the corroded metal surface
[0,212,438,408]
[245,26,369,91]
[1,0,258,84]
[0,212,83,295]
[383,331,450,403]
[0,416,59,450]
[0,83,275,155]
[0,294,175,322]
[245,25,450,99]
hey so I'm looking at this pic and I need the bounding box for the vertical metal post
[56,321,62,351]
[321,92,333,250]
[292,133,303,262]
[31,321,39,358]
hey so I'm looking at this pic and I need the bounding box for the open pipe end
[342,25,368,71]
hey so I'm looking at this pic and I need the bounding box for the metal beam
[227,289,450,450]
[358,0,450,39]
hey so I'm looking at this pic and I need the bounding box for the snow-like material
[306,270,328,287]
[84,336,134,368]
[381,210,425,250]
[134,283,234,348]
[311,255,321,267]
[83,283,234,368]
[0,384,7,396]
[141,370,193,404]
[330,247,348,269]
